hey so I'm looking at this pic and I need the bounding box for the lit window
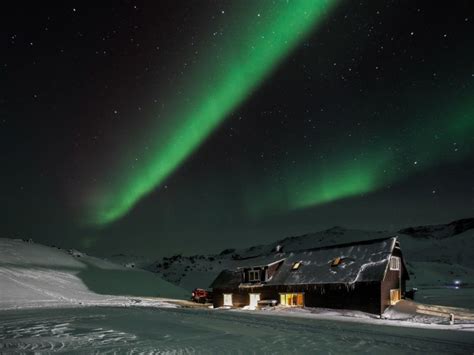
[331,257,342,267]
[292,261,302,270]
[248,270,260,282]
[279,293,304,306]
[390,256,400,271]
[390,289,400,305]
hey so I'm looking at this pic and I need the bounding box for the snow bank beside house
[383,299,474,326]
[0,238,188,310]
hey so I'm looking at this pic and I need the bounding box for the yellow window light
[292,261,302,270]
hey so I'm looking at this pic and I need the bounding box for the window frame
[248,269,260,282]
[390,256,400,271]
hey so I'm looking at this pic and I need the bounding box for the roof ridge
[290,236,397,254]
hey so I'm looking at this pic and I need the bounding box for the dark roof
[237,258,286,270]
[209,269,242,289]
[211,237,399,288]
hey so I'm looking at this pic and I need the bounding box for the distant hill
[398,218,474,239]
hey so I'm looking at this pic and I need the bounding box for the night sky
[1,1,473,257]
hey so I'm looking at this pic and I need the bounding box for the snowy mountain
[399,218,474,239]
[145,218,474,292]
[0,238,188,310]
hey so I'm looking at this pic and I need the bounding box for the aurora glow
[83,0,339,226]
[246,95,474,216]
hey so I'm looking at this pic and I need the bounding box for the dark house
[210,237,409,315]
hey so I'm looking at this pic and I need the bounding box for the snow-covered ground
[1,232,473,352]
[0,238,187,310]
[1,307,473,353]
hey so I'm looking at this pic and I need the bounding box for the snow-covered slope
[106,253,153,270]
[0,238,188,310]
[146,218,474,292]
[399,218,474,239]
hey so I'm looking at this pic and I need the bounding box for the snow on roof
[211,237,398,289]
[237,258,286,270]
[269,237,397,285]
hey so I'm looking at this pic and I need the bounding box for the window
[291,261,302,270]
[331,256,342,267]
[248,270,260,282]
[390,256,400,271]
[279,293,304,306]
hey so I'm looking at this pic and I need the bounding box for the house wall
[304,282,381,315]
[213,288,250,307]
[380,249,406,314]
[381,267,400,313]
[214,282,382,314]
[395,248,408,295]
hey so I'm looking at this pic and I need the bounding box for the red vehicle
[191,288,213,303]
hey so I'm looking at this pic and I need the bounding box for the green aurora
[84,0,340,226]
[245,95,474,217]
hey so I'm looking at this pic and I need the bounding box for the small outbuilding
[210,237,409,315]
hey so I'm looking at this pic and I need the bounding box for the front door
[249,293,260,309]
[223,293,233,306]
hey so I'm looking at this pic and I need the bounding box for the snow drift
[0,238,187,310]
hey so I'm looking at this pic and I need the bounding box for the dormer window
[248,270,260,282]
[390,256,400,271]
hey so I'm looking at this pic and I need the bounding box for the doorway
[249,293,260,309]
[223,293,233,306]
